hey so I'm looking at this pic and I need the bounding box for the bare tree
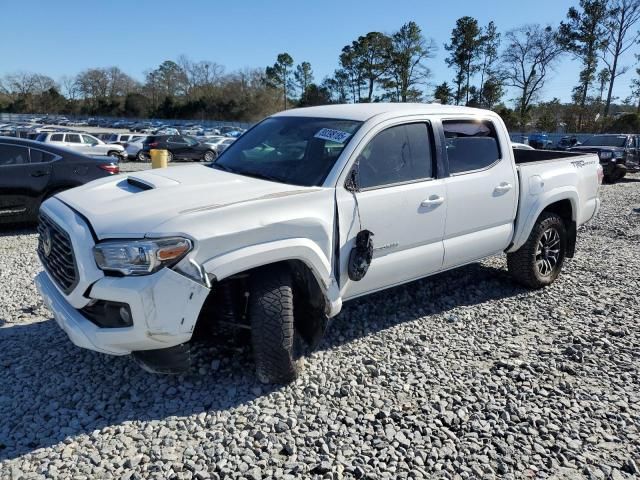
[502,25,565,129]
[602,0,640,116]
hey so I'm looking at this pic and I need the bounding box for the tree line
[2,1,640,131]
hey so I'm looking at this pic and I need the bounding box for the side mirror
[345,165,360,193]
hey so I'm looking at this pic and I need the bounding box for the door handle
[494,182,512,193]
[420,195,445,207]
[31,170,50,177]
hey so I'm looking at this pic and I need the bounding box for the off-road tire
[249,265,304,384]
[507,212,567,289]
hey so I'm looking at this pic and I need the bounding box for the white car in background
[124,136,149,161]
[35,132,126,160]
[106,133,147,146]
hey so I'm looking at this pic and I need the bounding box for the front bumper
[36,200,211,355]
[37,268,210,355]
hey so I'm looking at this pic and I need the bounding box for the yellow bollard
[150,149,168,169]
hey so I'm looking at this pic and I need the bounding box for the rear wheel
[249,265,305,384]
[136,150,146,162]
[507,212,567,288]
[202,150,216,162]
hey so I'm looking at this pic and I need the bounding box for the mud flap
[132,343,192,374]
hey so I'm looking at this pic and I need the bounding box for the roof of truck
[272,103,491,121]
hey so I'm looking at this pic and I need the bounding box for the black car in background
[570,134,640,183]
[140,135,217,162]
[0,137,119,224]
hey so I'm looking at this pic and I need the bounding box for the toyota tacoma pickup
[35,104,602,384]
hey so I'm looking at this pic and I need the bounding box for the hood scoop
[127,177,154,191]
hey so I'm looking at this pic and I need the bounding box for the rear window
[50,133,64,141]
[30,149,57,163]
[443,120,501,174]
[66,134,81,143]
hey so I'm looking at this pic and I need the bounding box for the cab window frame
[442,119,503,176]
[346,121,437,192]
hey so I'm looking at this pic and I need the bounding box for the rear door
[0,144,54,222]
[63,133,84,154]
[440,118,518,269]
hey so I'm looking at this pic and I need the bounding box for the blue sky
[1,0,638,104]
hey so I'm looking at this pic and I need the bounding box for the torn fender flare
[202,238,342,317]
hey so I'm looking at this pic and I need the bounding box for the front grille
[37,214,79,294]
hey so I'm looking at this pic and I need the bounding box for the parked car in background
[35,132,127,160]
[200,128,221,136]
[106,133,146,146]
[217,138,236,154]
[556,136,580,150]
[154,127,180,135]
[201,136,233,156]
[0,137,119,224]
[528,133,554,150]
[140,135,217,162]
[124,136,149,161]
[570,133,640,183]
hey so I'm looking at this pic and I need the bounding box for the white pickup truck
[35,104,602,383]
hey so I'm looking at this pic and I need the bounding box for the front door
[337,121,447,300]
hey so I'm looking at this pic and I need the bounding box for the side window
[82,135,98,145]
[50,133,64,141]
[443,120,501,174]
[66,134,81,143]
[30,149,57,163]
[357,123,433,189]
[0,145,29,166]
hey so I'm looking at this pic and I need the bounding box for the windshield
[211,117,361,186]
[582,135,626,147]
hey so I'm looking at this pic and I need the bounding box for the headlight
[614,150,624,158]
[94,237,192,275]
[599,151,612,160]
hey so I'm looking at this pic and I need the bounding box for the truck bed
[513,148,586,165]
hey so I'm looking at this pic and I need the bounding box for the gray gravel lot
[1,167,639,479]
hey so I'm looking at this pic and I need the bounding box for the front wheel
[136,150,146,162]
[507,212,567,288]
[249,265,305,384]
[107,151,121,159]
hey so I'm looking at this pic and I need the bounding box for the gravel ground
[1,169,639,479]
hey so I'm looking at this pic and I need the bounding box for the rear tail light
[597,164,604,184]
[122,142,129,148]
[99,163,120,175]
[148,142,159,148]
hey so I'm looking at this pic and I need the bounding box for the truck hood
[56,165,320,238]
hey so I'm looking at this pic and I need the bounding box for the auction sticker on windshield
[314,128,352,144]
